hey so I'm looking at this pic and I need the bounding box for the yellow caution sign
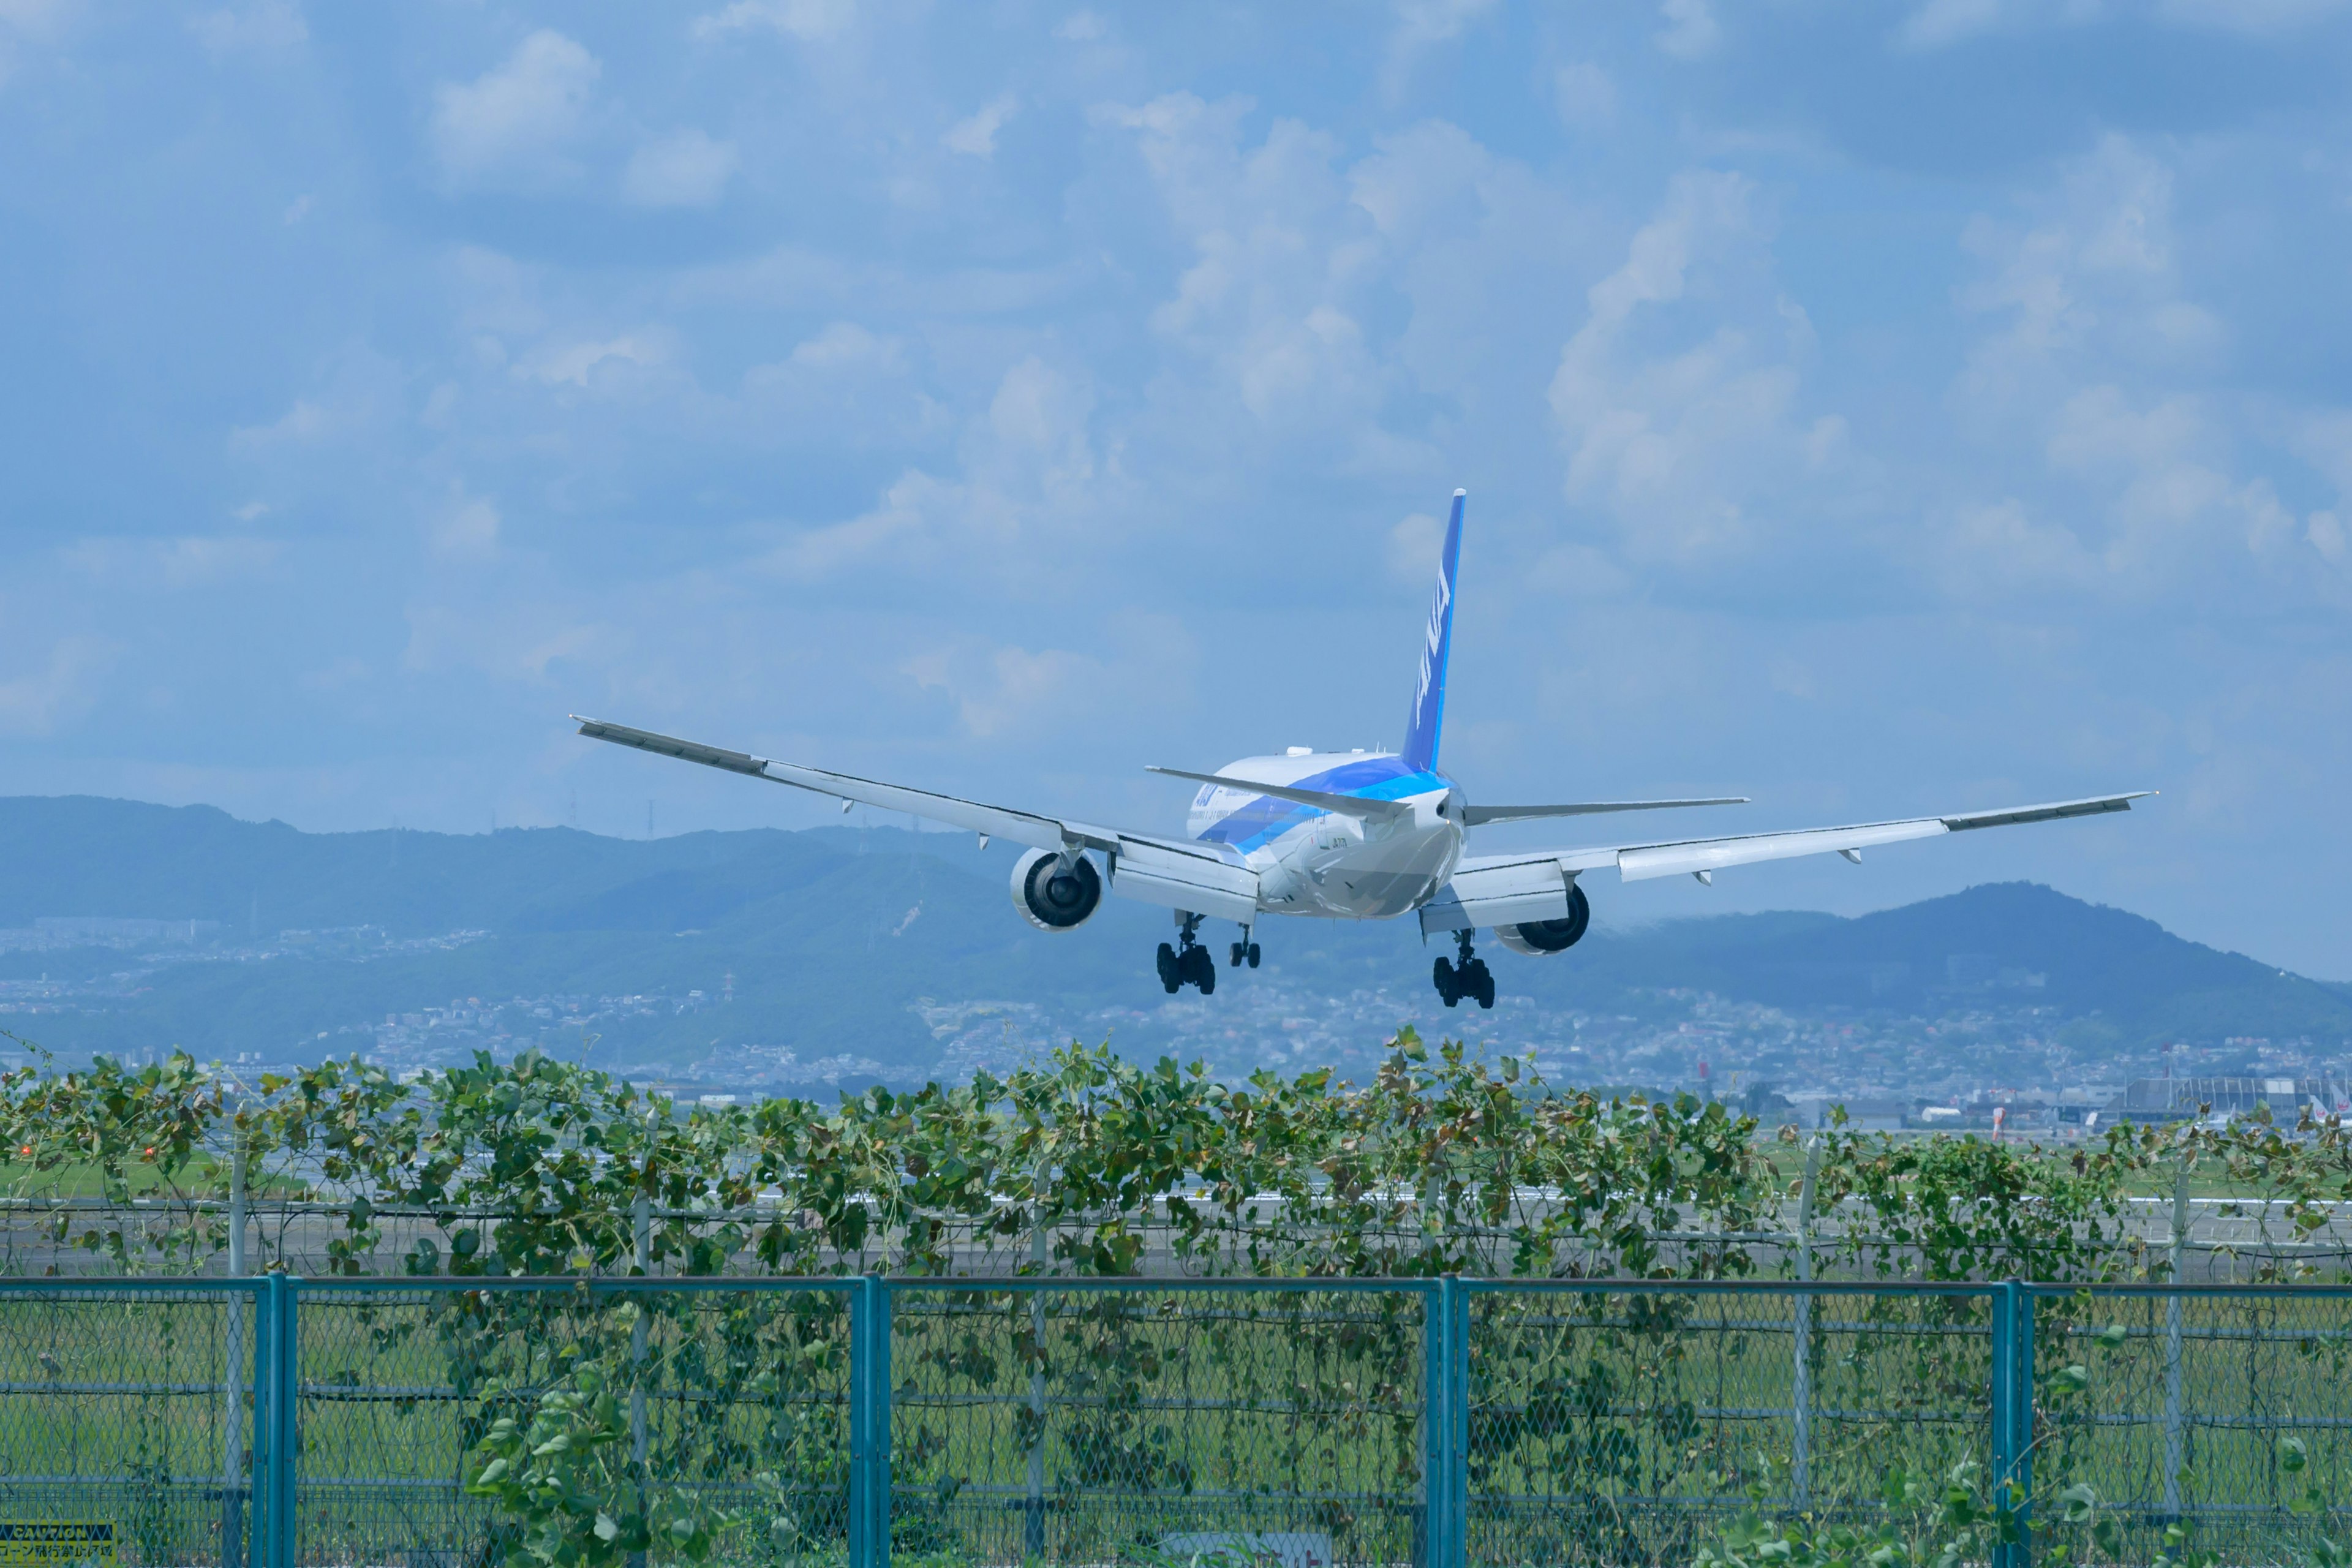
[0,1524,116,1567]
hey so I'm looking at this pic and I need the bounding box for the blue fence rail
[1,1277,2346,1568]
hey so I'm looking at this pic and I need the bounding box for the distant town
[4,913,2342,1131]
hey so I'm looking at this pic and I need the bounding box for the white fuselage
[1186,750,1466,920]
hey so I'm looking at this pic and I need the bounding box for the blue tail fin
[1400,489,1464,774]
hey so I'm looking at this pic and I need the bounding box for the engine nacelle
[1495,881,1591,956]
[1010,848,1104,932]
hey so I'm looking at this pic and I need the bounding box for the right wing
[573,717,1259,922]
[1420,791,2151,933]
[1593,794,2152,883]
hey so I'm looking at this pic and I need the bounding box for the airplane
[573,489,2150,1009]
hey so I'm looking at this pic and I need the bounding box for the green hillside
[1,797,2344,1074]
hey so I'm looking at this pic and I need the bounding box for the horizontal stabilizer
[1461,797,1746,826]
[1146,766,1412,822]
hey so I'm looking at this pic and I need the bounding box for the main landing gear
[1158,913,1217,995]
[1433,929,1495,1010]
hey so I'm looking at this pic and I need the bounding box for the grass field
[0,1283,2345,1568]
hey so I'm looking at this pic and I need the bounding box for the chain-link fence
[1,1278,2346,1568]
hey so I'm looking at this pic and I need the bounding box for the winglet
[1400,489,1464,774]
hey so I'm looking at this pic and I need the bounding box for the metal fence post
[850,1275,892,1568]
[1449,1276,1470,1568]
[2015,1284,2035,1566]
[1025,1229,1048,1561]
[255,1272,298,1568]
[1415,1282,1433,1568]
[222,1139,249,1568]
[628,1198,651,1568]
[1990,1281,2034,1568]
[1423,1275,1468,1568]
[241,1281,264,1568]
[1791,1139,1820,1511]
[1420,1281,1444,1568]
[2163,1162,2188,1519]
[1990,1283,2015,1568]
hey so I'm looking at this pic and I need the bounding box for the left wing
[1461,797,1746,826]
[1144,766,1414,823]
[572,717,1259,921]
[1420,791,2151,932]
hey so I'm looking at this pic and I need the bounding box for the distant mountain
[1532,883,2352,1044]
[0,796,2343,1083]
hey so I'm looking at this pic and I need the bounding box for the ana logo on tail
[1401,489,1465,772]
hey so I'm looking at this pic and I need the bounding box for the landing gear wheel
[1230,941,1247,968]
[1436,930,1494,1008]
[1183,943,1216,995]
[1156,942,1181,994]
[1246,943,1261,968]
[1463,958,1496,1010]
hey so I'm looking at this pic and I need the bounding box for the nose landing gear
[1229,924,1261,969]
[1433,929,1495,1010]
[1156,913,1218,995]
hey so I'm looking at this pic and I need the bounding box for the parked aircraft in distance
[575,489,2149,1008]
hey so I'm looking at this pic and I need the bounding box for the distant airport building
[2102,1076,2348,1125]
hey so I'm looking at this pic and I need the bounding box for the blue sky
[2,0,2349,976]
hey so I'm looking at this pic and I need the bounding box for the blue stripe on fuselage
[1194,758,1447,855]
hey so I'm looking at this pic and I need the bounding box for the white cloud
[780,322,903,374]
[943,95,1019,158]
[190,0,305,56]
[1553,62,1616,130]
[429,30,600,191]
[1954,136,2213,435]
[1935,499,2101,597]
[1385,0,1498,93]
[758,356,1098,584]
[1054,10,1106,41]
[0,0,66,26]
[1898,0,2343,49]
[903,643,1103,739]
[60,535,284,589]
[0,636,113,737]
[1934,140,2352,603]
[1386,511,1443,586]
[2311,511,2348,565]
[403,603,612,682]
[230,398,327,450]
[1101,94,1402,451]
[745,322,907,393]
[517,332,666,387]
[431,491,500,562]
[1549,171,1839,564]
[740,323,924,437]
[1897,0,2025,50]
[1655,0,1721,58]
[2156,0,2351,32]
[622,129,739,208]
[691,0,852,42]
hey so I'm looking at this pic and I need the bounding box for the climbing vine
[1,1033,2346,1282]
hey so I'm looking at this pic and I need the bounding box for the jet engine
[1011,848,1103,931]
[1495,882,1591,955]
